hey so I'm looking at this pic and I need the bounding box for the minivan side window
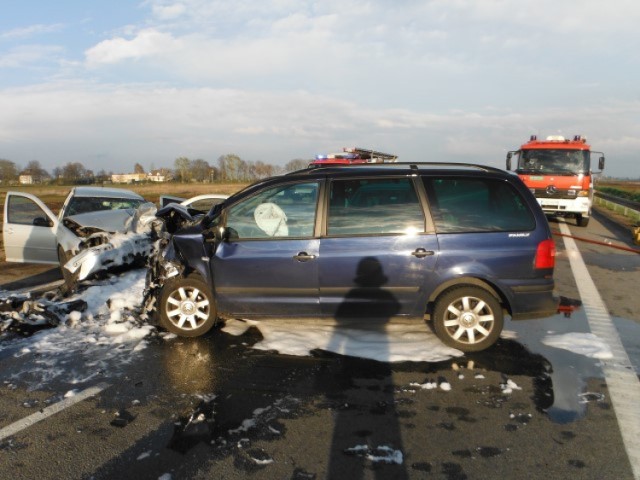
[225,182,319,239]
[423,177,535,233]
[327,178,425,235]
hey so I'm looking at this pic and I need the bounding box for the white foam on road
[559,220,640,480]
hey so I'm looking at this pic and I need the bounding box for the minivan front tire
[433,286,503,352]
[159,276,217,337]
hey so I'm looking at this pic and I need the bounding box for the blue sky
[1,0,638,177]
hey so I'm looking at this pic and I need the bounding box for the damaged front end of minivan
[141,203,221,330]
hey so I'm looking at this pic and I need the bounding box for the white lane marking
[0,382,110,441]
[559,221,640,480]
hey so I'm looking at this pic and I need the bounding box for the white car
[3,186,157,288]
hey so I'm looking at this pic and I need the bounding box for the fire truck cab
[506,135,605,227]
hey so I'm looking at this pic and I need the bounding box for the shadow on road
[324,256,409,479]
[0,264,62,292]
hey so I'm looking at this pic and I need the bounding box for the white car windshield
[66,197,145,216]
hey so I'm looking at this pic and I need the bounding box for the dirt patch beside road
[0,262,61,292]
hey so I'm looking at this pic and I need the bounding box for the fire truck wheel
[576,214,590,227]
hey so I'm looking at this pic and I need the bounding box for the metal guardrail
[594,191,640,224]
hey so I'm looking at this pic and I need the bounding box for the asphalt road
[0,210,638,480]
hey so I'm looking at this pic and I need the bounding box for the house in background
[111,173,147,184]
[147,170,168,182]
[19,173,34,185]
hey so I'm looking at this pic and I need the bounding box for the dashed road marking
[559,221,640,480]
[0,382,110,441]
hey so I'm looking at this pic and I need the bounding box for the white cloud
[0,23,64,39]
[0,82,638,176]
[85,29,181,66]
[0,45,64,68]
[152,3,187,20]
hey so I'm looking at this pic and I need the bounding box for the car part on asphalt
[0,293,87,336]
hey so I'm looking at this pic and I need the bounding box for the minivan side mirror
[207,226,239,243]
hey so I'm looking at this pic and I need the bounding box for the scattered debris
[344,444,404,465]
[578,392,606,403]
[500,378,522,394]
[110,409,137,428]
[0,293,87,336]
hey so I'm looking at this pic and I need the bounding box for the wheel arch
[426,276,511,317]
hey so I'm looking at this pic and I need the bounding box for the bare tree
[191,158,211,182]
[0,159,19,185]
[174,156,191,182]
[134,163,145,174]
[218,154,245,181]
[62,162,87,184]
[249,160,275,180]
[285,159,309,172]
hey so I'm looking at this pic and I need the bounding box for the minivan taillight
[535,239,556,269]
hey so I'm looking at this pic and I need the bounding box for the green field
[596,180,640,203]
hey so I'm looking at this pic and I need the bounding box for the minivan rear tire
[433,286,503,352]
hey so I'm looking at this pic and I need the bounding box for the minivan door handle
[293,252,317,262]
[412,248,434,258]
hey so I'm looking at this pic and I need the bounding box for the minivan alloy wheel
[433,286,503,352]
[159,277,217,337]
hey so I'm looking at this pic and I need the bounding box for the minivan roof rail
[308,162,504,174]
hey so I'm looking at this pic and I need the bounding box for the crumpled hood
[60,202,160,283]
[65,202,158,234]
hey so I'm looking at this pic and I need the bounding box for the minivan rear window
[423,177,535,233]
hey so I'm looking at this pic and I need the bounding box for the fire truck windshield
[517,149,589,175]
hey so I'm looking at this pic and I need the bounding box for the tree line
[0,155,311,185]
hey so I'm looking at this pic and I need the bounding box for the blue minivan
[143,163,558,352]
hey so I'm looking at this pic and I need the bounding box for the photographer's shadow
[324,257,409,479]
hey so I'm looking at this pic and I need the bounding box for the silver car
[3,186,156,288]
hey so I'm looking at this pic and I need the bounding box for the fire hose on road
[553,232,640,254]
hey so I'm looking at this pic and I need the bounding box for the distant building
[111,173,147,184]
[147,170,167,182]
[19,174,34,185]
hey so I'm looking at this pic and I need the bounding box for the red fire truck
[309,147,397,166]
[506,135,605,227]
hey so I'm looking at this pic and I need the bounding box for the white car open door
[3,191,59,264]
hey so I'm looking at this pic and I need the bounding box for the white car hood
[65,202,157,233]
[61,202,159,282]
